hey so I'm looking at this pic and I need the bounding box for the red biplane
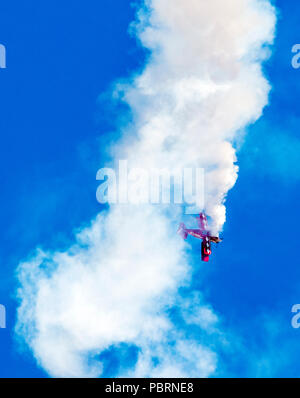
[177,213,222,262]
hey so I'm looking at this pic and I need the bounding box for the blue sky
[0,0,299,377]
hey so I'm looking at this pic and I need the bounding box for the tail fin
[197,212,208,232]
[177,223,188,239]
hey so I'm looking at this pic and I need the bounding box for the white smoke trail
[15,0,276,377]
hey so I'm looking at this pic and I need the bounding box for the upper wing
[185,229,205,239]
[197,212,208,231]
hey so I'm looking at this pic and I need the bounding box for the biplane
[177,213,222,262]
